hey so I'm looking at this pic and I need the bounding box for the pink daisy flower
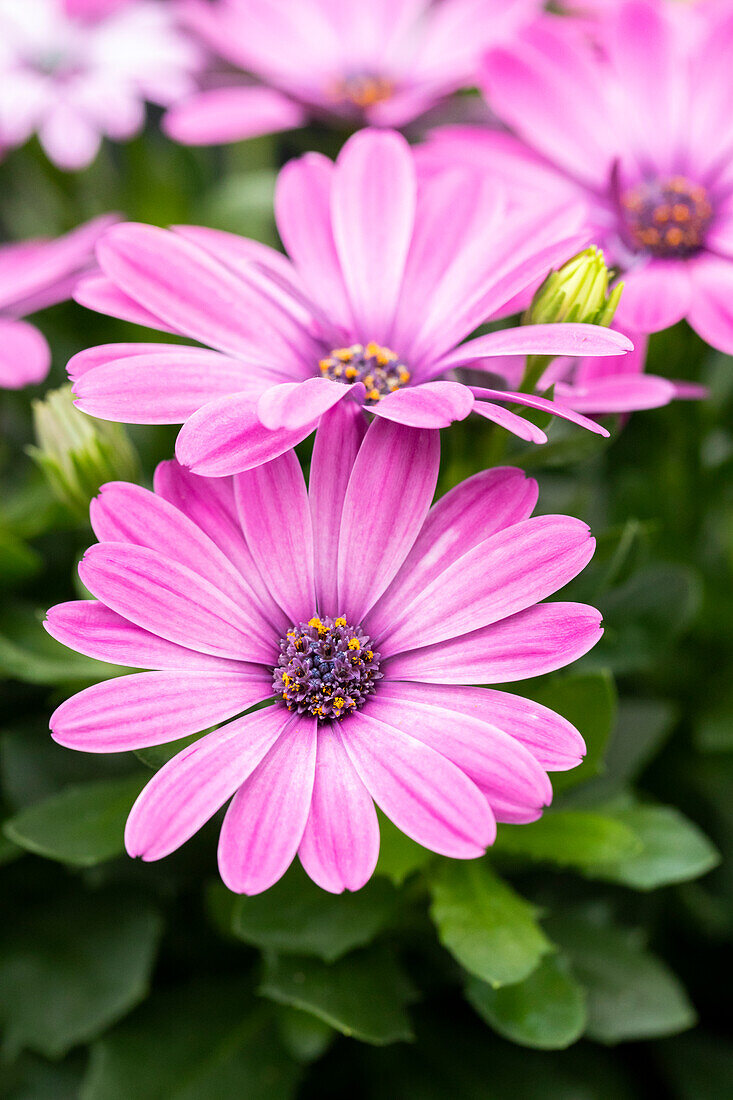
[0,214,116,389]
[423,0,733,355]
[46,411,601,894]
[0,0,202,170]
[68,129,631,475]
[163,0,541,146]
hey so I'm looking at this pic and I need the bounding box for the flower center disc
[319,342,410,405]
[331,73,394,109]
[621,176,712,257]
[273,616,382,721]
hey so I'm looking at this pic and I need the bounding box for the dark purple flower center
[621,176,712,258]
[329,73,394,109]
[319,342,411,405]
[273,616,382,721]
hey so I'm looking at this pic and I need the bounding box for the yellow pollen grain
[366,388,380,402]
[348,638,360,650]
[673,203,691,222]
[345,366,358,379]
[319,359,332,372]
[333,347,354,361]
[334,617,347,627]
[399,369,411,384]
[666,226,684,246]
[334,697,345,709]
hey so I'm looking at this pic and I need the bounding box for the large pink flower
[0,0,201,170]
[69,129,631,475]
[422,0,733,354]
[46,411,601,894]
[0,214,116,389]
[164,0,541,146]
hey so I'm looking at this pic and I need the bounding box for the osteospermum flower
[0,214,116,389]
[46,411,602,894]
[68,129,632,475]
[164,0,541,146]
[0,0,201,170]
[422,0,733,353]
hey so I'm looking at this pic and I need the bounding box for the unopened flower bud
[29,384,139,519]
[525,246,623,328]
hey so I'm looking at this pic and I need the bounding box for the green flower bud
[525,246,624,328]
[29,385,139,520]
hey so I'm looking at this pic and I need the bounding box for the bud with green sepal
[29,385,140,521]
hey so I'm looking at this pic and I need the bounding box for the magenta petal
[78,543,277,664]
[164,85,306,145]
[686,254,733,355]
[614,261,691,334]
[384,602,603,684]
[341,710,495,858]
[44,600,246,672]
[51,670,272,752]
[377,515,595,656]
[0,320,50,389]
[176,391,317,476]
[90,481,285,635]
[257,376,361,431]
[309,402,367,617]
[438,323,633,371]
[471,388,610,438]
[337,418,440,622]
[472,401,548,444]
[234,448,316,624]
[125,706,287,861]
[67,342,177,383]
[366,467,538,639]
[370,381,474,428]
[558,374,676,414]
[332,129,416,342]
[74,274,177,334]
[367,687,552,813]
[73,350,251,424]
[218,715,317,895]
[298,724,379,894]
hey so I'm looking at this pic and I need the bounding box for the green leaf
[231,863,397,962]
[525,671,617,793]
[588,805,720,890]
[465,954,586,1050]
[494,810,642,869]
[428,861,551,987]
[259,947,415,1046]
[0,603,126,685]
[83,980,300,1100]
[0,528,41,586]
[0,890,162,1058]
[275,1006,334,1064]
[4,775,146,867]
[548,917,695,1044]
[374,809,434,886]
[0,830,22,866]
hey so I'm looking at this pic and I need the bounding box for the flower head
[0,214,115,389]
[46,412,601,894]
[423,0,733,354]
[69,129,632,475]
[0,0,201,169]
[164,0,542,146]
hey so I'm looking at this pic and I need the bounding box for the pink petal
[375,681,585,771]
[309,402,367,618]
[74,274,177,334]
[39,105,102,171]
[341,710,495,858]
[51,670,272,752]
[471,388,610,438]
[73,349,252,423]
[367,686,552,812]
[471,401,548,444]
[78,543,277,664]
[125,706,287,861]
[218,715,317,895]
[370,380,474,428]
[384,602,603,684]
[0,320,50,389]
[44,600,245,672]
[686,253,733,355]
[163,85,306,145]
[234,449,316,624]
[377,515,594,656]
[68,343,177,382]
[437,323,634,372]
[614,261,692,334]
[331,129,416,343]
[298,724,380,894]
[90,481,285,636]
[337,419,439,622]
[557,374,676,414]
[176,391,317,476]
[366,467,538,639]
[257,376,362,431]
